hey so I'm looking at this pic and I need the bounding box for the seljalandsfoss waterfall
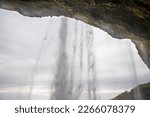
[0,9,150,100]
[31,17,99,100]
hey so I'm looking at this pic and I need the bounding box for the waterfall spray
[52,18,69,99]
[86,26,97,100]
[29,19,51,99]
[128,43,142,99]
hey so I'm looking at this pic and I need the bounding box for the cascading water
[48,18,97,100]
[128,44,142,100]
[86,27,97,100]
[52,18,70,99]
[29,17,145,100]
[29,19,51,99]
[0,9,150,100]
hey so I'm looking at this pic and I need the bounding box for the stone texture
[113,82,150,100]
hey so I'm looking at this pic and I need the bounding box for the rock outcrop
[0,0,150,68]
[113,82,150,100]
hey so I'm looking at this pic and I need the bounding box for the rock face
[0,0,150,68]
[113,82,150,100]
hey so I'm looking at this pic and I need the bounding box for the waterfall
[86,27,97,99]
[49,17,97,100]
[51,18,70,99]
[29,19,51,99]
[29,17,145,100]
[26,16,148,100]
[128,43,142,100]
[1,9,150,100]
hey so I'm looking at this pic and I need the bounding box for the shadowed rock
[113,82,150,100]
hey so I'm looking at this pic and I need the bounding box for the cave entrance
[0,9,150,100]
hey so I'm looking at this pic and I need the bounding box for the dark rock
[113,82,150,100]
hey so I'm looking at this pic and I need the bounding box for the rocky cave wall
[0,0,150,68]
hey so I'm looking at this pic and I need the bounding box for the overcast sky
[0,9,150,100]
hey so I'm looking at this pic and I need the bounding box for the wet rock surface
[113,82,150,100]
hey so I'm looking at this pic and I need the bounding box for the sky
[0,9,150,100]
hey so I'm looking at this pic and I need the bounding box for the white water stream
[0,9,150,99]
